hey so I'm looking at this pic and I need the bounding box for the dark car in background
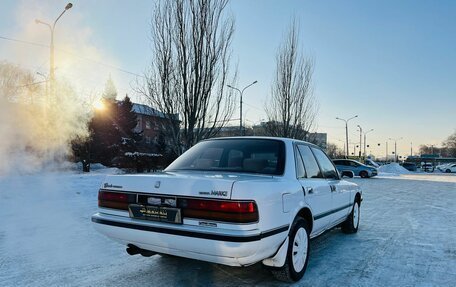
[401,162,417,172]
[333,159,378,178]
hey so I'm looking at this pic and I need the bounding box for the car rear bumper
[92,212,288,266]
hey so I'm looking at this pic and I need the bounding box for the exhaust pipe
[126,244,156,257]
[126,244,141,255]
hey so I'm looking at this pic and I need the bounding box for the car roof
[205,136,321,149]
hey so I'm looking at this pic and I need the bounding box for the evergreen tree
[88,97,121,166]
[102,75,117,100]
[116,95,142,153]
[87,78,122,166]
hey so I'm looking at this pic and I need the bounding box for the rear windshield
[166,139,285,175]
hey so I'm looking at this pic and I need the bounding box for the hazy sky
[1,0,455,158]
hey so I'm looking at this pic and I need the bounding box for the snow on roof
[131,103,179,121]
[132,103,164,117]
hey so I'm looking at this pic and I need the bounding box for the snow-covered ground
[1,170,455,286]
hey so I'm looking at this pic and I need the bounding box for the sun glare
[93,99,105,111]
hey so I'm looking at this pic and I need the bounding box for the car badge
[103,183,123,189]
[154,181,161,188]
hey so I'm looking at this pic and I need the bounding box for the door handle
[330,185,337,192]
[302,186,313,195]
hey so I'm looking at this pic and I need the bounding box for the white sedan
[443,163,456,173]
[92,137,362,282]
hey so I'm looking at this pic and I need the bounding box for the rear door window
[295,145,306,178]
[311,147,339,179]
[297,145,323,179]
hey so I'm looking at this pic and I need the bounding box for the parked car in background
[421,162,434,172]
[92,137,363,282]
[401,162,417,172]
[436,163,456,172]
[442,163,456,173]
[332,159,378,178]
[436,163,450,172]
[364,158,380,168]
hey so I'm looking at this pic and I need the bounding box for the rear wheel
[359,171,369,178]
[270,218,310,282]
[446,169,451,173]
[342,200,360,234]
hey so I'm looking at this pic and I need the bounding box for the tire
[342,200,360,234]
[270,218,310,282]
[446,169,451,173]
[359,171,369,178]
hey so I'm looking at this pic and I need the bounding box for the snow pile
[378,163,411,175]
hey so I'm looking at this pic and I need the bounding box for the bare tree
[264,20,317,139]
[0,61,40,103]
[138,0,236,155]
[442,131,456,157]
[325,143,345,159]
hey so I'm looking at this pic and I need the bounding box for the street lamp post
[336,115,358,158]
[388,137,403,162]
[36,72,49,104]
[227,81,258,136]
[386,141,389,162]
[357,125,363,160]
[363,129,374,158]
[35,3,73,101]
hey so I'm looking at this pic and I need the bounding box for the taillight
[180,199,258,223]
[98,190,136,210]
[97,190,258,223]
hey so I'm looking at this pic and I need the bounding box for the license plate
[129,204,182,224]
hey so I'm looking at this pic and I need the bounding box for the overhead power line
[0,35,145,79]
[0,35,48,48]
[243,101,264,112]
[15,80,47,88]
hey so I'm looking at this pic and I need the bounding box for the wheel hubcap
[292,227,308,272]
[353,202,360,228]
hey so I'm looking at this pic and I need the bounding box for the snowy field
[1,170,455,286]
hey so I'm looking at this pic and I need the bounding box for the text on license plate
[128,204,182,224]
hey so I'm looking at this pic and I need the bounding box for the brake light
[183,199,255,213]
[180,199,258,223]
[98,190,136,210]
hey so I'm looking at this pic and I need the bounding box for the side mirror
[341,170,354,178]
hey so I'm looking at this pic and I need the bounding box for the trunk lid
[100,171,265,200]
